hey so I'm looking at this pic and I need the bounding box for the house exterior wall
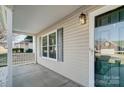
[36,5,103,86]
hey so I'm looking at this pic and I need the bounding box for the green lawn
[0,53,7,67]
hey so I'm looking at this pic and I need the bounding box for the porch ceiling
[13,5,81,34]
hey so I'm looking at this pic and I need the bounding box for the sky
[13,34,27,43]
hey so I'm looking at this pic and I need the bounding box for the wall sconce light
[79,13,86,25]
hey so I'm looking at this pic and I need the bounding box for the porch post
[6,6,12,87]
[33,35,37,63]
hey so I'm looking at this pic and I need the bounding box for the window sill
[41,56,57,62]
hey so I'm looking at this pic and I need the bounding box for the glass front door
[95,22,124,87]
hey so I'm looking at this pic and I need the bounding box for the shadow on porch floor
[13,63,82,87]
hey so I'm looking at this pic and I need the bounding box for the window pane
[119,29,124,51]
[49,46,56,59]
[43,36,47,46]
[49,32,56,45]
[42,47,47,57]
[95,17,101,27]
[110,10,119,23]
[101,14,110,26]
[120,8,124,21]
[95,6,124,27]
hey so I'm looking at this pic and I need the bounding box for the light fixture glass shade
[79,13,86,25]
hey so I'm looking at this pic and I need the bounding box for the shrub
[26,49,33,53]
[12,48,24,53]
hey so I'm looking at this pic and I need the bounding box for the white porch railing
[13,53,35,65]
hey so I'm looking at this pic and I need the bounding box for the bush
[26,49,33,53]
[13,48,24,53]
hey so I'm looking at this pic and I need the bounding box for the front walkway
[13,63,81,87]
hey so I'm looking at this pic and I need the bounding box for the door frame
[89,5,122,87]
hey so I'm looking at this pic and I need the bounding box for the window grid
[41,31,57,60]
[95,6,124,27]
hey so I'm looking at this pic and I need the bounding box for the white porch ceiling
[13,5,81,34]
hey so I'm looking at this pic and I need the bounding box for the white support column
[33,36,37,63]
[6,6,12,87]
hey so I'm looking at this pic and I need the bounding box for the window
[41,28,63,61]
[42,31,57,60]
[95,6,124,27]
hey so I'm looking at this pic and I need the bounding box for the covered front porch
[11,5,84,87]
[11,31,81,87]
[1,5,124,87]
[13,63,81,87]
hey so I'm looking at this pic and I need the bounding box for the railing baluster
[12,53,35,65]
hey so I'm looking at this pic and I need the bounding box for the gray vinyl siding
[36,5,103,86]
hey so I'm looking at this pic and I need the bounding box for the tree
[24,36,33,42]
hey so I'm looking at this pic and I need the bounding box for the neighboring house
[14,40,33,52]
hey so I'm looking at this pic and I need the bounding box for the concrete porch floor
[13,63,82,87]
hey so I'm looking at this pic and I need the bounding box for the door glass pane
[95,17,101,27]
[119,8,124,21]
[101,14,110,26]
[49,46,56,59]
[110,11,119,23]
[118,28,124,86]
[95,25,121,87]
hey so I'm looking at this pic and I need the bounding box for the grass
[0,53,7,67]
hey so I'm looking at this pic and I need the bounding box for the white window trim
[41,30,57,62]
[89,5,122,87]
